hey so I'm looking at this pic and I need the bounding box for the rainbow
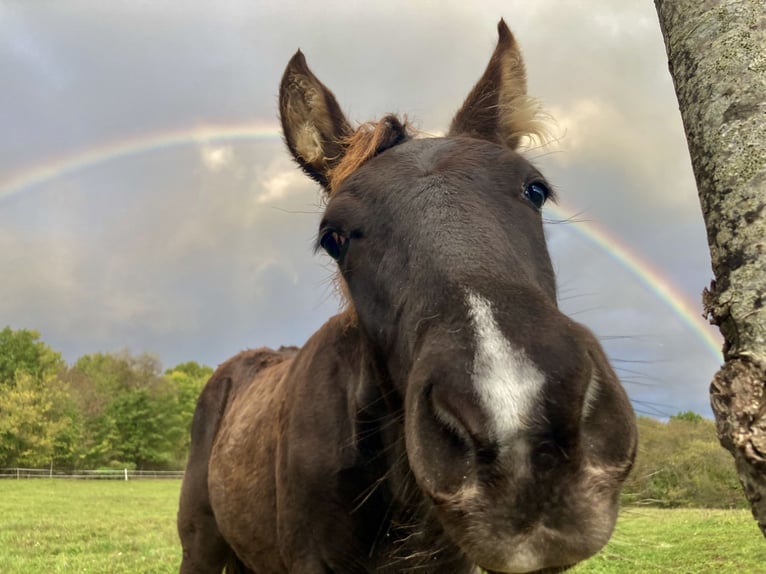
[0,122,283,202]
[0,124,723,363]
[546,204,722,363]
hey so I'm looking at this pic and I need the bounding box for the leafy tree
[167,360,213,381]
[0,372,73,467]
[166,361,213,463]
[670,411,704,424]
[0,329,73,467]
[106,386,182,469]
[65,351,184,469]
[0,327,64,387]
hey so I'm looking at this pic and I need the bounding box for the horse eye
[320,230,347,260]
[523,182,549,209]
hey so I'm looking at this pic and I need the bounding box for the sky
[0,0,723,417]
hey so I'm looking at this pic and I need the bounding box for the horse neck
[309,315,469,571]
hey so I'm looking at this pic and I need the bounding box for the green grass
[573,507,766,573]
[0,480,764,573]
[0,479,181,573]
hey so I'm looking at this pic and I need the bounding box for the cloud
[546,97,696,209]
[255,166,308,205]
[199,144,233,172]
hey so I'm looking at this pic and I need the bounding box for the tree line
[0,326,210,470]
[0,326,747,508]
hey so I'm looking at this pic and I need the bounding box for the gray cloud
[0,1,719,417]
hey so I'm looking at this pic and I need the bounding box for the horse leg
[178,456,236,574]
[178,506,231,574]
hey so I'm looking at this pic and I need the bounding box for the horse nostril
[428,383,490,453]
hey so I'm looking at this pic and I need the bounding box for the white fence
[0,467,184,480]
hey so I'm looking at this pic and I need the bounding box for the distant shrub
[669,410,704,423]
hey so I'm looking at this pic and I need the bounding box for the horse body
[179,20,637,574]
[178,347,294,573]
[208,351,287,572]
[210,318,372,574]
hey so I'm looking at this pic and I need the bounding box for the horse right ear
[279,51,353,189]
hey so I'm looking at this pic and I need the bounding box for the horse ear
[448,20,546,150]
[279,51,353,189]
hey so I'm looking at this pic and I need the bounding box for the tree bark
[654,0,766,537]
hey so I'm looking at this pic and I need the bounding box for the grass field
[0,479,180,573]
[0,480,764,573]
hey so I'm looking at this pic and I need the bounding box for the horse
[178,19,638,574]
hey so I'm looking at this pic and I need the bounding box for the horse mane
[328,114,412,194]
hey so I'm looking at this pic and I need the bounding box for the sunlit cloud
[199,144,234,172]
[255,168,307,205]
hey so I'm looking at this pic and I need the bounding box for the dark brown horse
[178,20,637,574]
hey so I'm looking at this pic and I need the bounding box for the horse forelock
[327,114,412,194]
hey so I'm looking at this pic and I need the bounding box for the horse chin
[483,567,574,574]
[466,542,584,574]
[425,477,618,574]
[456,535,590,574]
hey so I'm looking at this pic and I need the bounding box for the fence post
[124,468,128,481]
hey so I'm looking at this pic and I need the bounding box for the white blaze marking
[466,290,545,436]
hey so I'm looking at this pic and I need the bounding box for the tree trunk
[654,0,766,537]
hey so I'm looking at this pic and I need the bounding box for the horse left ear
[279,50,353,189]
[448,19,547,150]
